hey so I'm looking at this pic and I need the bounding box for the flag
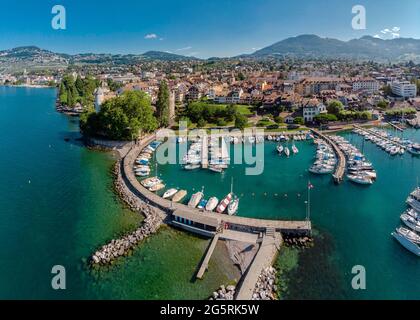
[308,182,314,189]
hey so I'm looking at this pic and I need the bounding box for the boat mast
[230,177,234,194]
[306,181,311,221]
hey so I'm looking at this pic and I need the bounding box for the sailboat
[276,144,284,154]
[292,144,299,154]
[284,146,290,158]
[227,178,239,215]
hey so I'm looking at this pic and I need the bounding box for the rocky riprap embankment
[252,267,278,300]
[90,161,163,266]
[210,285,236,300]
[283,235,314,248]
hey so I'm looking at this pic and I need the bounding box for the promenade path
[235,231,282,300]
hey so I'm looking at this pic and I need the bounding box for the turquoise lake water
[0,86,419,299]
[154,120,420,299]
[0,87,238,299]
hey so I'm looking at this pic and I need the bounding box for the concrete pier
[235,229,282,300]
[311,129,346,184]
[388,122,404,131]
[354,125,406,149]
[196,234,220,279]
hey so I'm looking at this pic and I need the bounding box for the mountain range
[1,34,420,72]
[248,34,420,61]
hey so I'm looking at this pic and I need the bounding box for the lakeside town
[2,57,420,133]
[3,53,417,300]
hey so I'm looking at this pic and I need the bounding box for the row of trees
[184,102,238,126]
[80,91,158,141]
[59,74,99,110]
[385,108,417,118]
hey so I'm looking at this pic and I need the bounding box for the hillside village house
[302,98,327,122]
[185,85,201,101]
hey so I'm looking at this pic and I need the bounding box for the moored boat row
[330,135,376,185]
[309,139,337,175]
[392,186,420,256]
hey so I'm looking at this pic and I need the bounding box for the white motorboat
[407,197,420,211]
[292,144,299,154]
[172,190,187,203]
[188,191,204,208]
[227,197,239,215]
[395,227,420,244]
[205,197,219,211]
[392,229,420,256]
[184,164,201,170]
[410,187,420,201]
[347,174,373,185]
[141,177,161,188]
[405,208,420,220]
[149,183,165,192]
[401,214,420,232]
[408,144,420,156]
[135,171,150,177]
[209,165,223,173]
[162,188,178,199]
[309,165,334,174]
[284,147,290,158]
[276,145,284,154]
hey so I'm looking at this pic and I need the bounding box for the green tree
[293,117,304,125]
[80,91,158,140]
[234,113,248,130]
[274,116,284,124]
[327,100,344,115]
[156,81,170,127]
[377,100,389,109]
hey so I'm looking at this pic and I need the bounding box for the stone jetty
[90,161,163,266]
[210,285,236,300]
[283,235,314,248]
[251,266,278,300]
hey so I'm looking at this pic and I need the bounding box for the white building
[391,80,417,98]
[351,78,380,93]
[302,99,327,123]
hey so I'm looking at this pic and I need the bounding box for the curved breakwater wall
[90,159,164,266]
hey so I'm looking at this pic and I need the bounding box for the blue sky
[1,0,419,58]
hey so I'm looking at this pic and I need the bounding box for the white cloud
[377,27,401,39]
[373,34,382,39]
[176,46,192,52]
[144,33,158,39]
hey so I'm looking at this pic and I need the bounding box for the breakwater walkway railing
[311,129,346,184]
